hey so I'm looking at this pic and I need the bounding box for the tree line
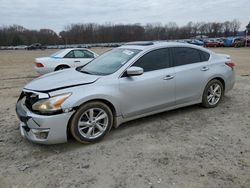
[0,25,60,46]
[0,19,248,46]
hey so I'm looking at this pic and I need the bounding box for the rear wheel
[70,101,113,144]
[202,79,224,108]
[55,65,70,71]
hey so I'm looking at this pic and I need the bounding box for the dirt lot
[0,47,250,188]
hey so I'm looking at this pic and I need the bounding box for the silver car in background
[16,42,235,144]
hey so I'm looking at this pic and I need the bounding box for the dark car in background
[27,43,46,50]
[247,38,250,46]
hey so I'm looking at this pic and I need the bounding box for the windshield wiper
[80,70,93,75]
[76,66,92,74]
[76,67,107,76]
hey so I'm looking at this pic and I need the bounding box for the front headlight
[32,93,71,113]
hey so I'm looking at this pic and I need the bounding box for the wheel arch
[83,98,117,117]
[66,98,118,140]
[54,64,71,71]
[200,76,226,101]
[207,76,225,91]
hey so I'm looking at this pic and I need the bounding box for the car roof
[50,48,93,58]
[63,48,89,52]
[119,41,212,53]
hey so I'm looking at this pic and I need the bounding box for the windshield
[50,49,65,58]
[78,48,141,75]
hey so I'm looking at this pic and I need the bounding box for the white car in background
[34,48,98,74]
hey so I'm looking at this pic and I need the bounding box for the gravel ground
[0,47,249,188]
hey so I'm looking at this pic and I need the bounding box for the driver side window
[133,48,170,72]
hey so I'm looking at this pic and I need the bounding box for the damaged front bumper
[16,98,74,144]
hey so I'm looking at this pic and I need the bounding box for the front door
[119,48,176,118]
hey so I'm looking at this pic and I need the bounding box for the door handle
[74,61,80,63]
[201,66,209,71]
[163,75,175,80]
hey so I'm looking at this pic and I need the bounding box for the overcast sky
[0,0,249,32]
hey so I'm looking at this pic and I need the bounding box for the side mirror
[126,66,144,76]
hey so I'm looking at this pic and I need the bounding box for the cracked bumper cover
[16,99,74,144]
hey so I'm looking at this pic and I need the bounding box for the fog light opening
[31,129,49,140]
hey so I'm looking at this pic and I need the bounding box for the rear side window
[83,50,94,58]
[74,50,94,58]
[64,51,74,58]
[173,47,201,66]
[133,48,170,72]
[200,51,210,61]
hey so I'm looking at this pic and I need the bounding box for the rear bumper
[34,66,53,75]
[225,71,235,93]
[16,99,74,144]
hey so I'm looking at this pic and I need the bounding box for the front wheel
[70,101,113,144]
[202,79,224,108]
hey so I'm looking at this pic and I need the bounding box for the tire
[70,101,113,144]
[55,65,70,71]
[202,79,224,108]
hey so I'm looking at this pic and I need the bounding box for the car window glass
[133,48,170,72]
[64,51,75,58]
[200,51,210,61]
[79,48,141,75]
[73,50,86,58]
[82,50,94,58]
[74,50,94,58]
[173,47,201,66]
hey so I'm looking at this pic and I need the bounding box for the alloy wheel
[77,108,109,139]
[207,83,222,105]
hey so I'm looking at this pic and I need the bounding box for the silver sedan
[16,42,235,144]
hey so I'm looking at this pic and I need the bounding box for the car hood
[24,68,100,92]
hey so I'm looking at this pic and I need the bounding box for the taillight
[225,62,235,70]
[36,63,44,68]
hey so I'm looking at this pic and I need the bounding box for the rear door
[119,48,176,118]
[172,47,210,104]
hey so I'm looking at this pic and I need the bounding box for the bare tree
[230,19,241,36]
